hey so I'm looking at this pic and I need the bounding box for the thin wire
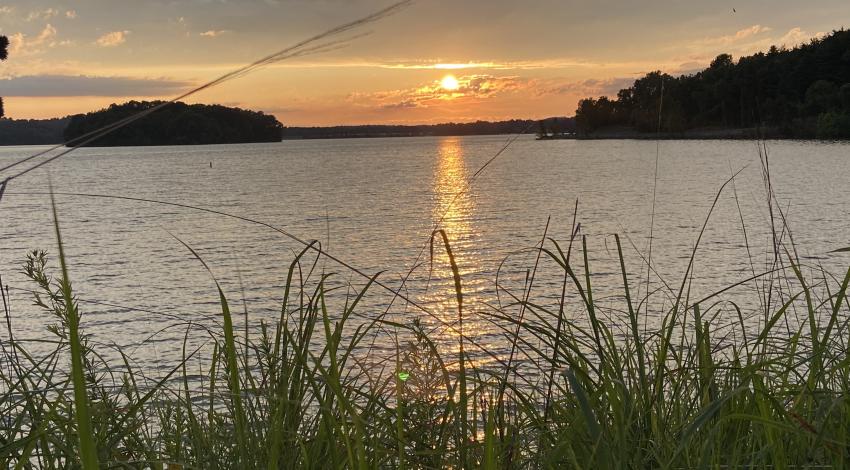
[0,0,413,199]
[8,191,456,337]
[644,75,665,332]
[381,126,534,320]
[5,188,537,380]
[0,0,542,375]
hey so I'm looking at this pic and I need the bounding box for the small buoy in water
[209,162,212,168]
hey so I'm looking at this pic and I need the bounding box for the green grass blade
[49,192,99,470]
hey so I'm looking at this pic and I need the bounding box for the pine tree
[0,35,8,118]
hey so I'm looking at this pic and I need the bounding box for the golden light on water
[424,137,492,367]
[433,137,473,251]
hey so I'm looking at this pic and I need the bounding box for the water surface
[0,136,847,369]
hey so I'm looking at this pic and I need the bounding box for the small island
[63,101,283,147]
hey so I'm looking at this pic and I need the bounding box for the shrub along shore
[1,191,849,469]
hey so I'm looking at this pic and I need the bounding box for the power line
[0,0,413,200]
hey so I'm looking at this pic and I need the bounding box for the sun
[440,74,460,91]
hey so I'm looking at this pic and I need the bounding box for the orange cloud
[26,8,59,21]
[7,24,58,57]
[96,31,129,47]
[701,25,772,46]
[350,74,528,111]
[539,77,635,98]
[776,27,827,47]
[200,30,229,38]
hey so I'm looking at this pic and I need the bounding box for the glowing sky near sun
[1,0,848,125]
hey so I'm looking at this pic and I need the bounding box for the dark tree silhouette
[0,117,69,145]
[574,29,850,138]
[280,118,573,139]
[1,35,8,118]
[64,101,284,146]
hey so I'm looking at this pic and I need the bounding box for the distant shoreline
[538,126,798,141]
[280,117,572,140]
[281,131,533,140]
[0,116,573,146]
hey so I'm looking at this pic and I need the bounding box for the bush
[816,111,850,139]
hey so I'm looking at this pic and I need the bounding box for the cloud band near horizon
[0,75,193,97]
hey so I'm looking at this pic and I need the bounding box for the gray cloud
[542,77,635,97]
[0,75,193,97]
[381,99,419,109]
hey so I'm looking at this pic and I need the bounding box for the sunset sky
[1,0,848,126]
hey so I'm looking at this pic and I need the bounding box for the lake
[0,136,848,370]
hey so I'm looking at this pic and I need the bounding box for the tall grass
[1,190,850,468]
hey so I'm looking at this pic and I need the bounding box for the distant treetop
[280,118,572,139]
[1,35,9,118]
[64,101,283,147]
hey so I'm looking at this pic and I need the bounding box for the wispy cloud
[349,74,527,110]
[8,24,59,57]
[680,25,828,68]
[381,61,509,70]
[776,27,827,47]
[701,25,772,46]
[26,8,59,21]
[539,77,635,98]
[0,74,193,97]
[378,58,605,71]
[200,30,229,38]
[95,31,129,47]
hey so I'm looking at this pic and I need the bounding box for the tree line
[0,118,69,145]
[64,101,284,146]
[575,28,850,138]
[281,119,571,139]
[1,113,574,146]
[1,35,8,118]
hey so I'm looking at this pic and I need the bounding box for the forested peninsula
[63,101,284,146]
[574,28,850,139]
[0,118,69,145]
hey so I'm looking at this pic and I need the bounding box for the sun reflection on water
[421,137,494,368]
[433,137,475,248]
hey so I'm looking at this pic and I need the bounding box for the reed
[1,189,849,469]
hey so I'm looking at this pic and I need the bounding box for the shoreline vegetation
[2,183,850,467]
[280,117,574,140]
[0,117,69,146]
[0,115,575,146]
[3,6,850,469]
[536,125,788,140]
[63,101,283,147]
[571,28,850,140]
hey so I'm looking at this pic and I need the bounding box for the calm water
[0,136,847,370]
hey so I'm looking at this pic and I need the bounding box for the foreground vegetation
[1,199,849,469]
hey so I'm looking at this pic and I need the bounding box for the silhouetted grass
[2,181,850,469]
